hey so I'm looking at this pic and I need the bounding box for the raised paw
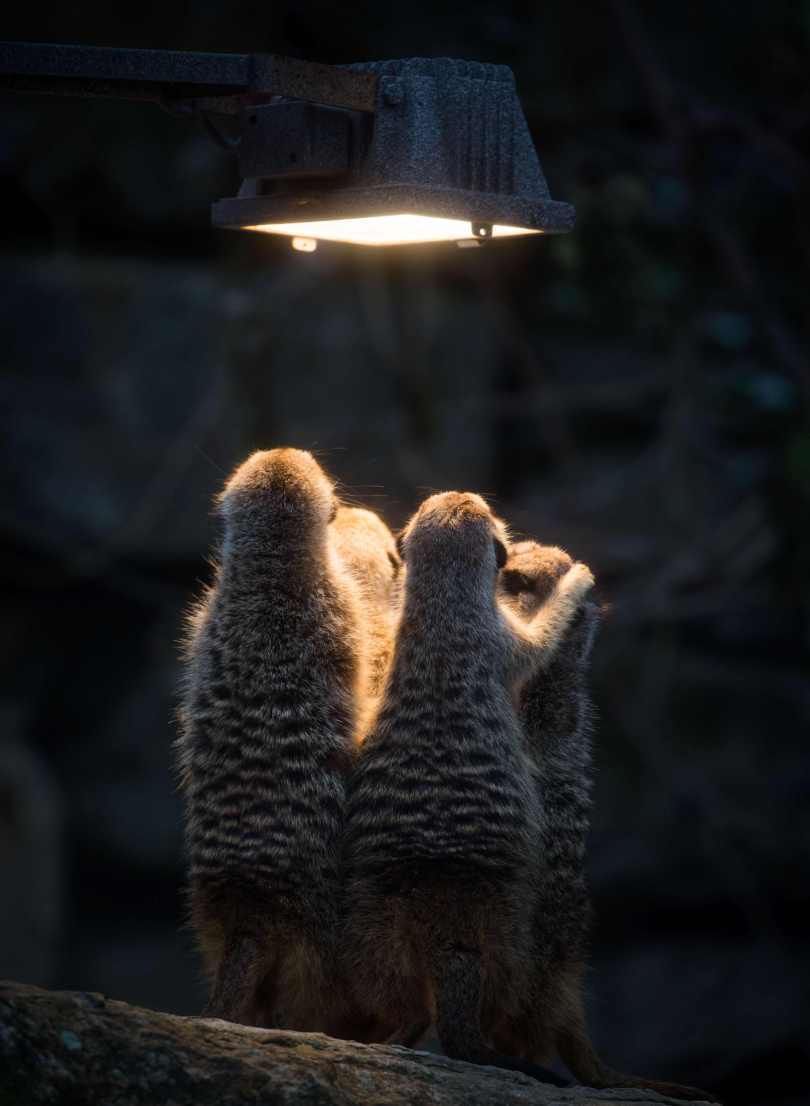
[557,562,595,604]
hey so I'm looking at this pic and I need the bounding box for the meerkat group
[176,447,713,1102]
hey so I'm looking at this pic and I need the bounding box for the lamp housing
[212,58,574,246]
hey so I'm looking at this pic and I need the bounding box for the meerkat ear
[395,531,407,561]
[494,536,508,569]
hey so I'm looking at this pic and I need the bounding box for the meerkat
[176,447,366,1033]
[330,506,403,703]
[341,491,594,1082]
[498,541,599,939]
[496,541,713,1102]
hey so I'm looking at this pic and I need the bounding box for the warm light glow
[291,236,318,252]
[245,214,541,246]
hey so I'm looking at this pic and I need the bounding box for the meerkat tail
[429,944,568,1087]
[202,930,265,1025]
[556,993,717,1103]
[430,944,487,1062]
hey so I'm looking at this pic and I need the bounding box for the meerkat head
[331,507,402,598]
[217,448,338,538]
[499,541,574,617]
[397,492,509,586]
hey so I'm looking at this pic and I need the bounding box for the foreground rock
[0,981,710,1106]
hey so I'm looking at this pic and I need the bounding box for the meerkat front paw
[557,562,595,605]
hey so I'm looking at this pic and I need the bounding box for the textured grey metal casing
[212,58,574,236]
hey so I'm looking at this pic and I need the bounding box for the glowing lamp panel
[244,213,540,246]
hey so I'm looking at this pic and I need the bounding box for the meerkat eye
[501,569,531,595]
[493,537,508,570]
[387,550,402,578]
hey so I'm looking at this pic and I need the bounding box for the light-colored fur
[331,507,403,721]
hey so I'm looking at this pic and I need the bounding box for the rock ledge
[0,981,707,1105]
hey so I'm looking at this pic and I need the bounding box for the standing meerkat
[341,491,594,1081]
[498,541,599,939]
[496,541,713,1102]
[330,506,403,702]
[176,448,366,1032]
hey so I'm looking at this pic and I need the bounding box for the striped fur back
[176,450,364,935]
[346,497,540,888]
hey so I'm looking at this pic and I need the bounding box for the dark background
[1,4,809,1104]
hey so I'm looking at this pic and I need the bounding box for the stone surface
[0,981,713,1106]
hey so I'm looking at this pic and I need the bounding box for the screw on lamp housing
[212,58,575,247]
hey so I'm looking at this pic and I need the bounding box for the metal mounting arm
[0,41,377,115]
